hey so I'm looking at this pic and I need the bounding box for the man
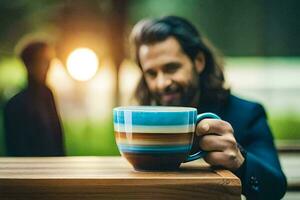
[4,41,65,156]
[130,16,286,199]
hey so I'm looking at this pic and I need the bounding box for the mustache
[157,84,181,95]
[151,82,198,106]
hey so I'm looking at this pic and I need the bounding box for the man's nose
[156,72,172,92]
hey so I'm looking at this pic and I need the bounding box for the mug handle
[184,112,221,162]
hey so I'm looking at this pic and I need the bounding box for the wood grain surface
[0,156,241,200]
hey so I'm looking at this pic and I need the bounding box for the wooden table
[0,156,241,200]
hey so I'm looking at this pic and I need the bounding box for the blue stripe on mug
[113,108,196,126]
[117,144,191,153]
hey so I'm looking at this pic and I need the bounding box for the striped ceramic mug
[113,106,220,171]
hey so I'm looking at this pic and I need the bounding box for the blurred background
[0,0,299,198]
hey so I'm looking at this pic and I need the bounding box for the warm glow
[66,48,99,81]
[47,58,73,92]
[119,60,141,105]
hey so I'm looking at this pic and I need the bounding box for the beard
[152,80,199,107]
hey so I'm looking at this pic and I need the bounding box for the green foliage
[0,0,60,55]
[0,57,26,90]
[269,116,300,140]
[62,119,120,156]
[128,0,300,56]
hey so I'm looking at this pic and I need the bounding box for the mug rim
[113,106,196,112]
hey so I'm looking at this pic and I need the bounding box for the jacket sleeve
[237,104,287,199]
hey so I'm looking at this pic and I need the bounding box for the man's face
[139,37,203,106]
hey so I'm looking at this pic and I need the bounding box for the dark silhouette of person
[3,41,65,156]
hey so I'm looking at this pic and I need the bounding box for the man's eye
[164,64,180,73]
[145,70,157,78]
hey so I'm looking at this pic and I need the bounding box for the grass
[62,118,120,156]
[269,116,300,140]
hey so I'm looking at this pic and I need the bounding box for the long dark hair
[130,16,230,106]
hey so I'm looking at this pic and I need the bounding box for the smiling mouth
[161,92,180,102]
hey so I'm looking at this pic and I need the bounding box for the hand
[196,119,245,171]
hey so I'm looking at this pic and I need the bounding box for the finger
[196,119,233,136]
[203,151,227,167]
[199,135,227,151]
[204,150,238,169]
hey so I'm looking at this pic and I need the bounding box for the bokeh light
[66,48,99,81]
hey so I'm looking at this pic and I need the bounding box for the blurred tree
[55,0,128,106]
[0,0,129,106]
[104,0,128,106]
[128,0,300,56]
[1,0,300,58]
[0,0,60,58]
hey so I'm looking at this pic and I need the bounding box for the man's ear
[194,52,205,74]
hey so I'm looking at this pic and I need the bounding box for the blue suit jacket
[197,95,287,199]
